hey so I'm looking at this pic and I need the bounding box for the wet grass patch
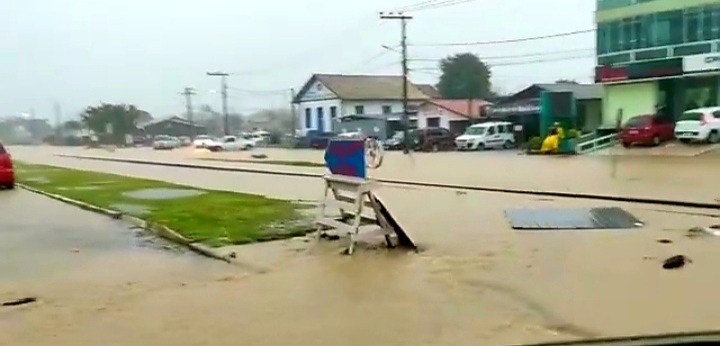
[15,162,314,247]
[197,157,326,168]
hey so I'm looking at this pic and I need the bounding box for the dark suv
[414,127,456,152]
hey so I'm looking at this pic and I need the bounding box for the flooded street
[23,145,720,205]
[3,146,720,345]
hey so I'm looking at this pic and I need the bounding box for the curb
[17,183,234,264]
[55,154,720,210]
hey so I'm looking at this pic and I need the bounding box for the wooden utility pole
[207,72,230,135]
[380,12,412,154]
[54,102,62,138]
[181,87,196,137]
[290,88,297,135]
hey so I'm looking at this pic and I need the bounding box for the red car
[0,142,15,189]
[620,115,674,147]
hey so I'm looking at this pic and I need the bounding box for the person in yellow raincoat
[540,122,563,154]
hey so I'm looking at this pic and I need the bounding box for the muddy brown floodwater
[4,146,720,345]
[28,144,720,205]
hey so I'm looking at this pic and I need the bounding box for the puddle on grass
[86,180,117,186]
[110,203,152,215]
[57,186,102,191]
[122,188,204,200]
[24,176,51,184]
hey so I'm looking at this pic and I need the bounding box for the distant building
[140,116,206,137]
[292,74,430,134]
[417,99,491,134]
[488,83,602,138]
[595,0,720,126]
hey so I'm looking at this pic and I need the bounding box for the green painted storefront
[600,75,720,127]
[601,82,657,126]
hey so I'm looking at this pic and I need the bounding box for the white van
[455,121,515,151]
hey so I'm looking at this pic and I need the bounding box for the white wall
[417,105,467,129]
[297,99,342,133]
[296,99,407,133]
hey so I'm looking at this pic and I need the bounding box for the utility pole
[181,87,196,137]
[380,12,412,154]
[54,102,62,138]
[206,71,230,135]
[290,88,297,135]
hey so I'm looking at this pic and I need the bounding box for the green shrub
[528,136,543,150]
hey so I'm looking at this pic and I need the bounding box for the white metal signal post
[315,139,410,255]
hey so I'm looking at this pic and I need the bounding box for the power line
[411,28,595,47]
[391,0,441,12]
[228,15,386,76]
[409,47,594,62]
[410,53,594,71]
[402,0,477,12]
[228,87,289,95]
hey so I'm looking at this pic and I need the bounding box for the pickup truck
[206,135,254,152]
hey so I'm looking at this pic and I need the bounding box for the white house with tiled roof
[292,74,430,134]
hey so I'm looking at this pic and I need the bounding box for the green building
[595,0,720,127]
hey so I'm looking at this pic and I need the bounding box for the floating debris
[662,255,691,270]
[657,239,673,244]
[2,297,37,307]
[687,227,720,238]
[505,207,642,230]
[251,153,268,159]
[123,188,204,200]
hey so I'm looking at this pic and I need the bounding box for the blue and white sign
[683,53,720,73]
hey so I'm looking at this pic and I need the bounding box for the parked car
[0,142,15,189]
[620,115,674,147]
[152,135,180,150]
[133,135,149,146]
[193,135,215,148]
[415,127,456,152]
[384,131,413,150]
[309,132,337,149]
[178,136,192,147]
[455,121,515,150]
[206,135,254,152]
[675,107,720,144]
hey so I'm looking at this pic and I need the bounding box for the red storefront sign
[595,65,629,83]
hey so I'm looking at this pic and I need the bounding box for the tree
[436,53,492,99]
[555,79,579,84]
[80,103,148,143]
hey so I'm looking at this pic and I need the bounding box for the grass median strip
[14,162,314,247]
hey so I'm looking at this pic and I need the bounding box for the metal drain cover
[505,207,642,230]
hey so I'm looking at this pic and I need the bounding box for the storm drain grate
[504,207,643,230]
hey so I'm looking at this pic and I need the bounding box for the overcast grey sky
[1,0,596,120]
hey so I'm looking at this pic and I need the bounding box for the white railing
[575,133,619,154]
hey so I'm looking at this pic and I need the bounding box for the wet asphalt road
[0,189,195,283]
